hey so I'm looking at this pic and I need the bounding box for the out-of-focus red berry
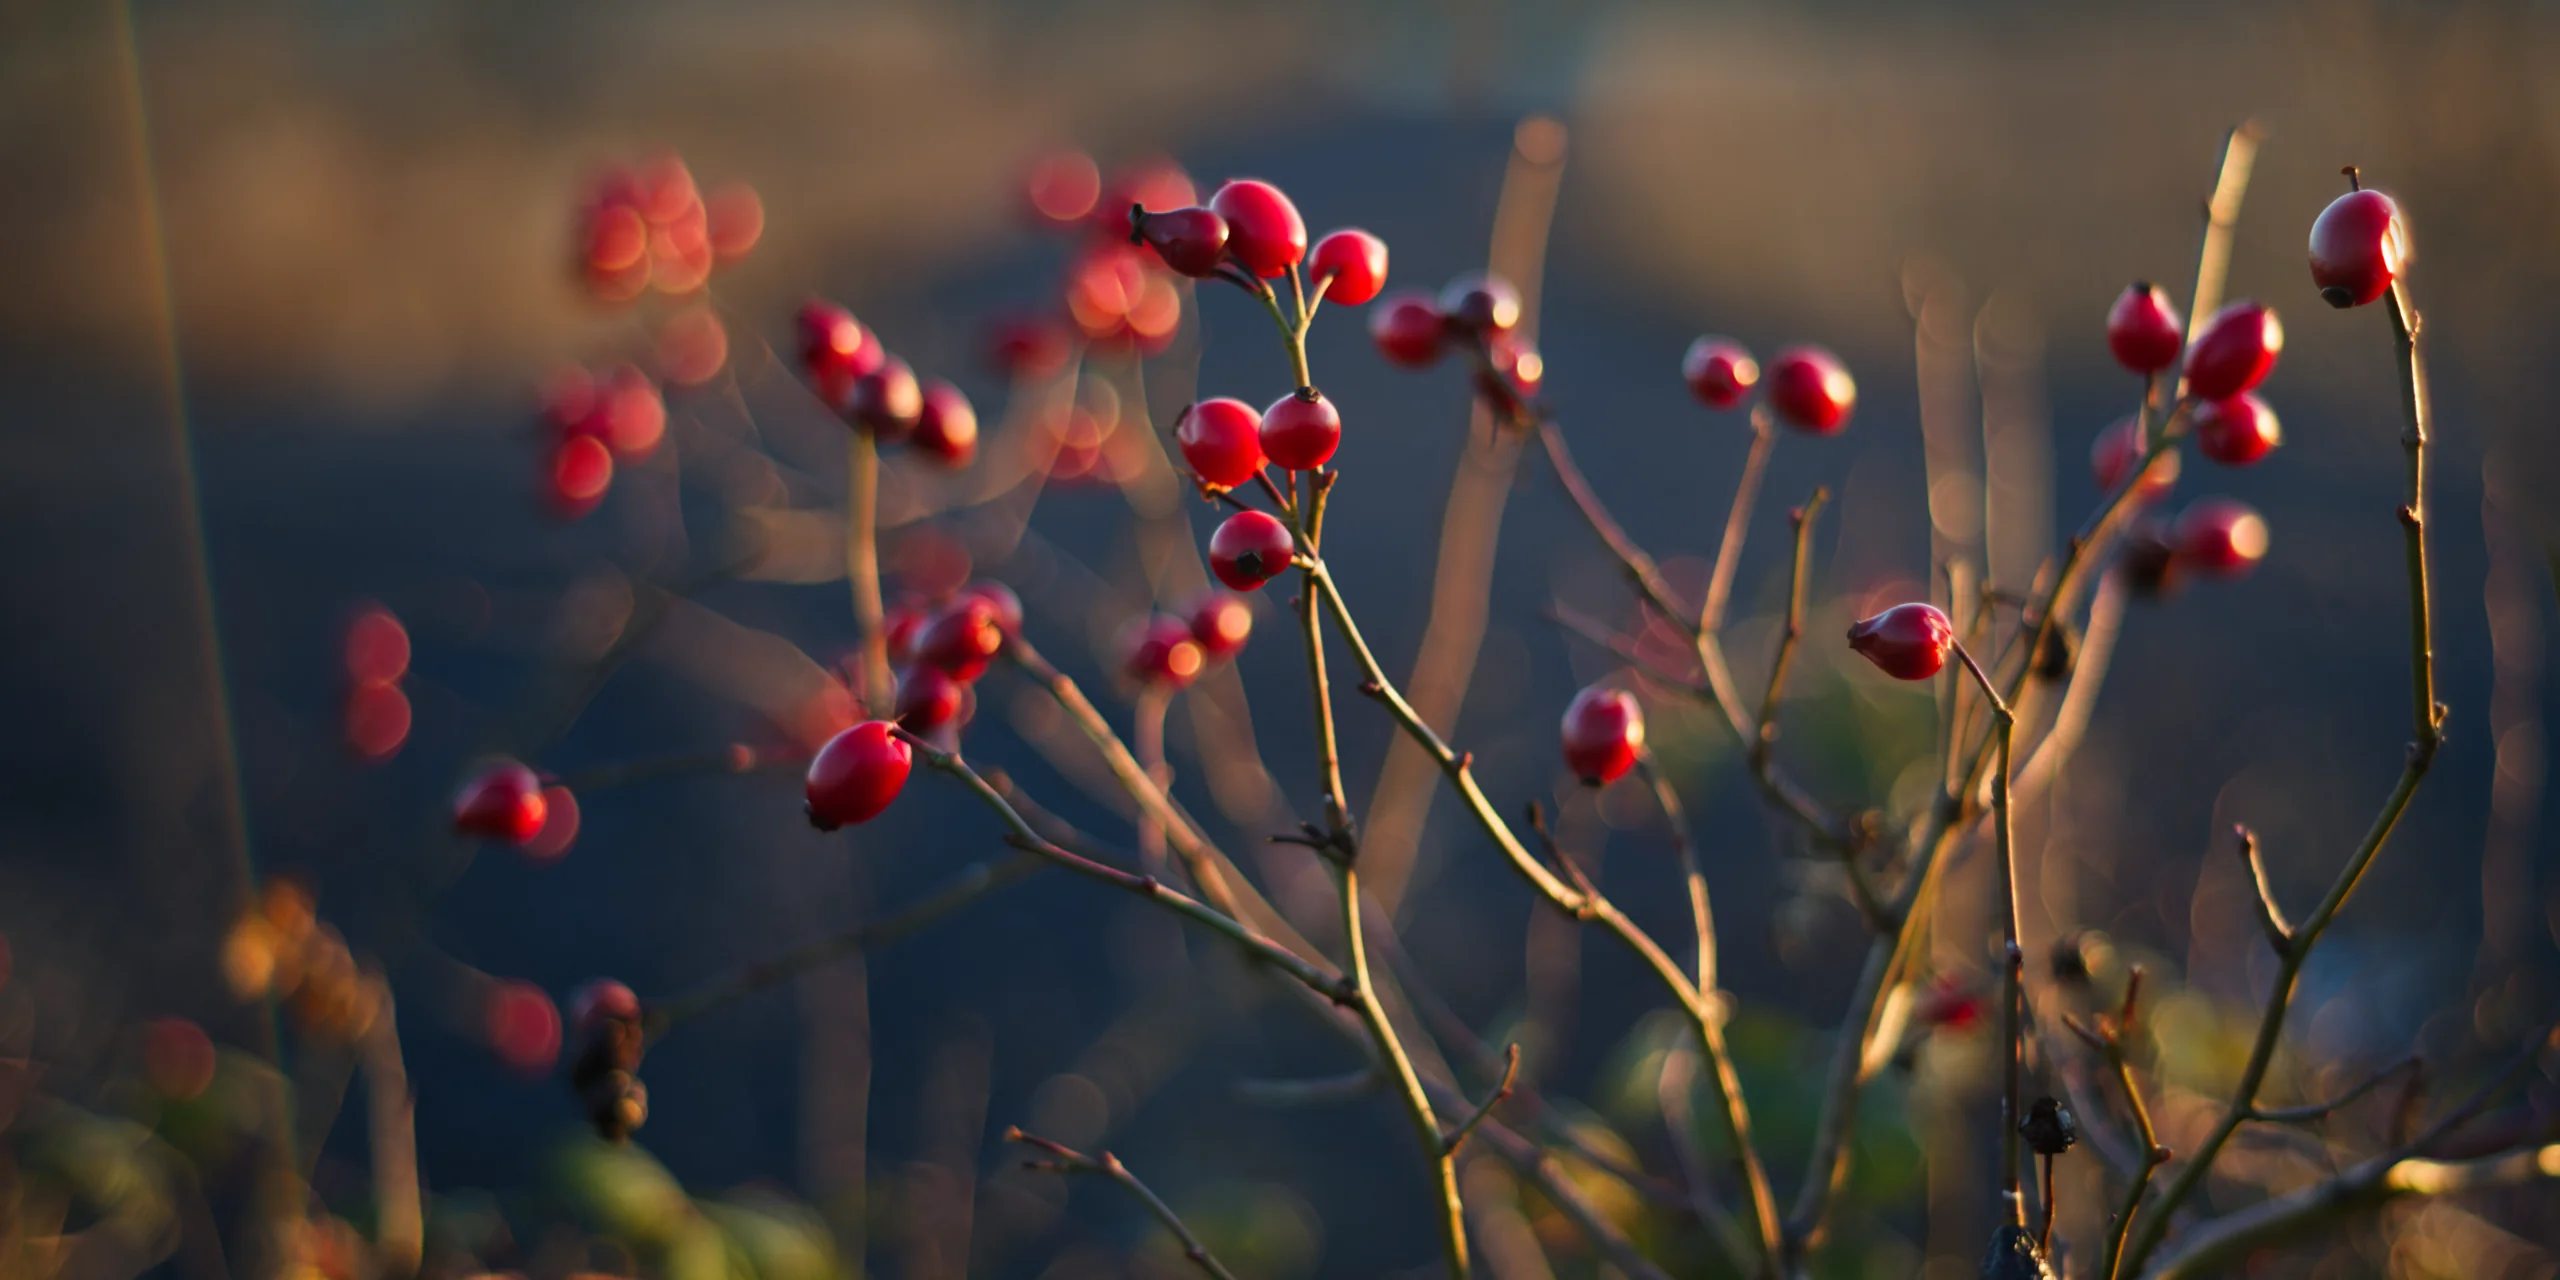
[799,301,870,376]
[1208,511,1296,591]
[2194,395,2282,467]
[344,603,409,686]
[805,721,912,830]
[2183,302,2283,402]
[2091,415,2181,503]
[893,665,968,733]
[1309,229,1389,305]
[1208,180,1307,278]
[1915,977,1985,1032]
[454,761,548,844]
[883,599,928,666]
[2309,188,2407,308]
[1100,160,1198,237]
[142,1017,217,1101]
[2105,283,2185,376]
[1682,337,1759,409]
[913,381,979,468]
[912,597,1005,682]
[1065,242,1155,340]
[705,183,764,262]
[1188,592,1253,660]
[1122,615,1206,690]
[848,356,923,441]
[1560,686,1644,786]
[343,683,412,761]
[484,980,562,1076]
[985,313,1074,380]
[654,307,729,389]
[524,784,580,862]
[2172,497,2269,578]
[1847,603,1955,680]
[1765,346,1856,434]
[1371,292,1448,368]
[586,366,667,461]
[1438,273,1522,338]
[546,435,614,519]
[1175,398,1265,491]
[1026,149,1102,223]
[956,581,1024,639]
[1134,206,1230,278]
[569,979,640,1037]
[541,364,598,434]
[1260,391,1341,471]
[1477,336,1543,407]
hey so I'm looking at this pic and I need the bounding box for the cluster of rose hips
[219,880,379,1043]
[536,362,668,519]
[341,601,413,761]
[796,300,979,468]
[451,758,580,861]
[1120,592,1255,692]
[574,154,762,305]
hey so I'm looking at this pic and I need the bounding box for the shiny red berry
[1208,510,1296,590]
[484,981,562,1075]
[2090,415,2181,503]
[1175,398,1265,491]
[1765,346,1856,434]
[1309,229,1389,305]
[2309,188,2407,309]
[2193,395,2282,467]
[2183,302,2282,402]
[1681,337,1758,409]
[1188,592,1253,660]
[805,721,912,830]
[2172,498,2269,578]
[956,581,1024,638]
[1370,292,1448,368]
[1208,180,1306,278]
[912,380,978,467]
[1134,205,1231,278]
[1260,391,1341,471]
[2105,283,2185,375]
[1122,616,1205,690]
[883,601,927,667]
[1559,686,1644,786]
[912,598,1005,682]
[1847,603,1954,681]
[893,665,968,733]
[570,979,641,1036]
[1438,272,1522,338]
[455,761,547,843]
[546,435,614,519]
[848,356,923,440]
[798,301,872,379]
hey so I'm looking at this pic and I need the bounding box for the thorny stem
[1008,1129,1240,1280]
[1701,407,1778,633]
[1441,1043,1520,1153]
[2117,194,2446,1280]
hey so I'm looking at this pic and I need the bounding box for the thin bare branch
[1008,1128,1239,1280]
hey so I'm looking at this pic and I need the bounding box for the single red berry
[2172,497,2269,578]
[848,356,923,441]
[1476,336,1544,408]
[705,183,764,262]
[1025,149,1102,223]
[805,721,912,830]
[913,380,979,468]
[1175,398,1265,491]
[2193,395,2283,467]
[343,683,412,760]
[1765,346,1856,434]
[545,434,614,519]
[1187,592,1253,660]
[1133,205,1231,278]
[956,581,1024,638]
[1438,272,1522,338]
[1847,603,1954,680]
[1681,337,1759,409]
[798,301,870,377]
[1208,510,1296,590]
[912,597,1006,681]
[2183,302,2283,402]
[1559,686,1644,786]
[1370,292,1448,368]
[1260,390,1341,471]
[524,784,580,862]
[883,600,928,666]
[2105,283,2185,375]
[589,365,667,461]
[2090,415,2181,503]
[484,980,562,1075]
[454,761,548,844]
[142,1017,217,1100]
[893,665,968,733]
[344,603,410,686]
[1122,615,1206,690]
[1207,180,1306,278]
[2309,188,2407,309]
[1309,229,1389,305]
[569,979,641,1037]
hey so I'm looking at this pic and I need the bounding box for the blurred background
[3,0,2558,1276]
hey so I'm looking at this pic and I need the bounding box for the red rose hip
[805,721,912,830]
[1133,205,1231,278]
[2183,302,2282,401]
[1122,616,1205,690]
[912,598,1006,682]
[570,979,641,1036]
[2193,395,2282,467]
[1207,180,1306,278]
[912,380,978,467]
[1175,398,1265,491]
[2308,187,2407,309]
[1187,592,1253,660]
[1681,337,1759,409]
[2105,283,2185,375]
[848,356,923,440]
[1260,390,1342,471]
[1847,603,1955,680]
[1765,345,1856,434]
[956,581,1024,638]
[1308,229,1389,305]
[1559,686,1644,786]
[1208,510,1296,590]
[2090,415,2181,503]
[893,665,968,733]
[455,761,548,844]
[1438,272,1522,338]
[2172,497,2269,578]
[1370,292,1447,368]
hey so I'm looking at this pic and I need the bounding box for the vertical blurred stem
[846,428,892,706]
[360,979,422,1277]
[1134,685,1171,874]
